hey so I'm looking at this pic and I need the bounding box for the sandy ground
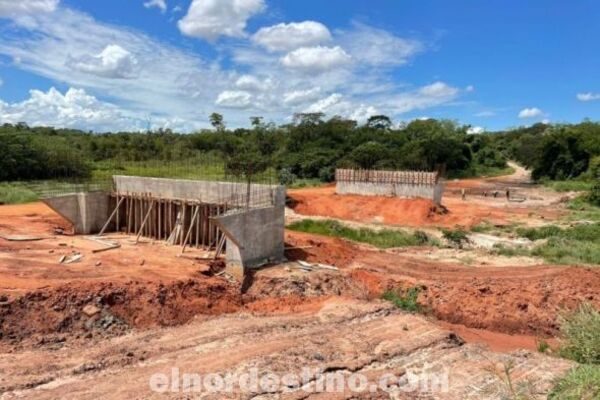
[0,167,597,398]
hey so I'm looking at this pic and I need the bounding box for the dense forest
[1,114,599,203]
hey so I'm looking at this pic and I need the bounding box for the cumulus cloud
[0,87,140,131]
[467,126,484,134]
[283,87,321,105]
[577,92,600,102]
[304,93,377,123]
[385,82,460,114]
[0,0,59,17]
[281,46,351,72]
[0,3,465,130]
[215,90,252,108]
[67,44,138,79]
[144,0,167,13]
[178,0,264,41]
[252,21,331,52]
[518,107,543,118]
[338,23,423,67]
[235,75,272,92]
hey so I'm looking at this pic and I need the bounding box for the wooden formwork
[108,192,228,250]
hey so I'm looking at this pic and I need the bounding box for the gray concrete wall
[43,192,111,234]
[337,182,438,198]
[212,187,285,277]
[113,176,282,208]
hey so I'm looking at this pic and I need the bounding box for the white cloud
[465,85,475,92]
[0,0,59,17]
[304,93,378,123]
[0,87,139,131]
[518,107,543,118]
[144,0,167,13]
[283,87,321,105]
[577,92,600,102]
[0,4,464,130]
[0,7,235,128]
[215,90,252,108]
[467,126,484,134]
[67,44,138,79]
[338,22,423,67]
[178,0,265,41]
[252,21,331,52]
[385,82,460,114]
[235,75,272,92]
[281,46,351,72]
[475,110,495,117]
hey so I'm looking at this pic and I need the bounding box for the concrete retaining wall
[43,192,111,234]
[336,181,444,204]
[113,176,282,209]
[212,187,285,278]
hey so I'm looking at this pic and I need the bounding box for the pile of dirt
[288,186,441,227]
[0,277,241,346]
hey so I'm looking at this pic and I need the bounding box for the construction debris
[86,236,121,253]
[295,260,339,272]
[0,235,46,241]
[61,253,83,264]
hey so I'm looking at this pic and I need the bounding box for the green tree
[209,112,225,131]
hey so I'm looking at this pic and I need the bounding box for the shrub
[442,228,469,248]
[318,166,335,183]
[277,168,297,186]
[558,303,600,364]
[382,287,422,313]
[516,225,563,241]
[589,179,600,206]
[549,365,600,400]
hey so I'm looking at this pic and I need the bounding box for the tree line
[1,116,598,193]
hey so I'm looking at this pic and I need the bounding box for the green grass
[549,365,600,400]
[442,228,470,248]
[558,303,600,365]
[382,287,423,313]
[548,304,600,399]
[541,179,594,192]
[0,183,39,204]
[491,244,532,258]
[287,219,437,248]
[564,196,600,222]
[513,223,600,265]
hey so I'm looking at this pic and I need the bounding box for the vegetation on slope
[286,219,435,249]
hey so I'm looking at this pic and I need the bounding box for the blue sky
[0,0,599,132]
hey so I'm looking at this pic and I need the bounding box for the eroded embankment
[0,267,369,347]
[286,230,600,337]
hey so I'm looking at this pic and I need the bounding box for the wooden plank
[98,196,125,236]
[180,205,200,254]
[135,200,154,244]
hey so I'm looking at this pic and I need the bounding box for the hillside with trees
[1,115,598,204]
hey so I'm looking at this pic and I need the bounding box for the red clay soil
[286,230,600,337]
[1,202,598,353]
[287,186,557,228]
